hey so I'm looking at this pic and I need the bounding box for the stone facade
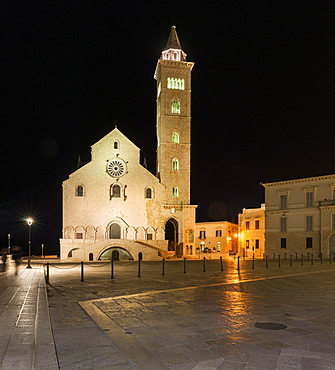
[60,27,197,261]
[262,174,335,257]
[195,221,238,258]
[238,205,265,258]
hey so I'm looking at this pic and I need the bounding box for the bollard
[252,254,255,269]
[320,253,323,265]
[184,257,187,274]
[162,258,165,275]
[265,255,268,268]
[330,253,332,264]
[278,255,281,267]
[301,254,304,266]
[81,261,84,282]
[138,258,141,277]
[111,259,114,279]
[220,256,223,271]
[290,254,293,267]
[46,262,50,284]
[203,257,206,272]
[237,256,240,271]
[311,253,314,265]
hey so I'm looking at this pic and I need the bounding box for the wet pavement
[46,258,335,369]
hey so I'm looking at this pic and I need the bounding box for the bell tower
[154,26,194,205]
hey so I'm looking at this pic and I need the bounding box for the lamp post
[26,218,33,268]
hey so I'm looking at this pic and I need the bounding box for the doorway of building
[330,234,335,257]
[165,219,178,251]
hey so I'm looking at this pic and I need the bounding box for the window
[306,237,313,249]
[172,187,178,197]
[199,230,206,239]
[216,230,222,237]
[113,141,119,149]
[306,216,313,232]
[171,101,180,114]
[280,217,287,232]
[255,220,260,229]
[280,238,286,249]
[306,192,314,207]
[76,185,84,196]
[280,194,287,209]
[75,233,83,239]
[245,221,250,230]
[172,159,179,170]
[146,188,152,199]
[255,239,260,249]
[112,184,121,198]
[146,234,153,240]
[246,240,250,249]
[172,132,180,143]
[167,77,185,90]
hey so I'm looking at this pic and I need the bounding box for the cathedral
[60,26,197,261]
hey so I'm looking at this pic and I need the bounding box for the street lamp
[26,218,33,268]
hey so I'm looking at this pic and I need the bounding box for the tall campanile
[154,26,194,205]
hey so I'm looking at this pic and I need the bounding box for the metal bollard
[330,253,332,264]
[252,254,255,269]
[320,253,323,265]
[265,255,268,268]
[203,257,206,272]
[301,254,304,266]
[138,258,141,277]
[46,262,50,284]
[278,255,281,267]
[237,256,240,271]
[184,257,187,274]
[81,261,84,282]
[290,254,293,267]
[162,258,165,275]
[111,259,114,279]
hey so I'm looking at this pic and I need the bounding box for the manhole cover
[254,322,287,330]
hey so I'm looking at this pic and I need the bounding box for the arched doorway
[330,235,335,257]
[109,223,121,239]
[89,253,93,261]
[165,218,180,255]
[99,247,133,261]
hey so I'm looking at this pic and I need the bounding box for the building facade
[238,205,265,258]
[60,26,197,261]
[262,174,335,257]
[195,221,238,258]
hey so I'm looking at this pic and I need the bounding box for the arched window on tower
[76,185,84,196]
[172,159,179,171]
[145,188,152,199]
[172,187,179,197]
[112,184,121,198]
[172,132,179,144]
[114,141,119,149]
[171,101,180,114]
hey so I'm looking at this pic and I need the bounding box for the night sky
[1,1,335,255]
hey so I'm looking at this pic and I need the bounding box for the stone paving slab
[46,259,335,369]
[0,263,58,369]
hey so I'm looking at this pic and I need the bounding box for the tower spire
[161,26,186,61]
[164,26,182,50]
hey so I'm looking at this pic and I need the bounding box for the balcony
[319,199,335,206]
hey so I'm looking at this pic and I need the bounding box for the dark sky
[1,1,335,255]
